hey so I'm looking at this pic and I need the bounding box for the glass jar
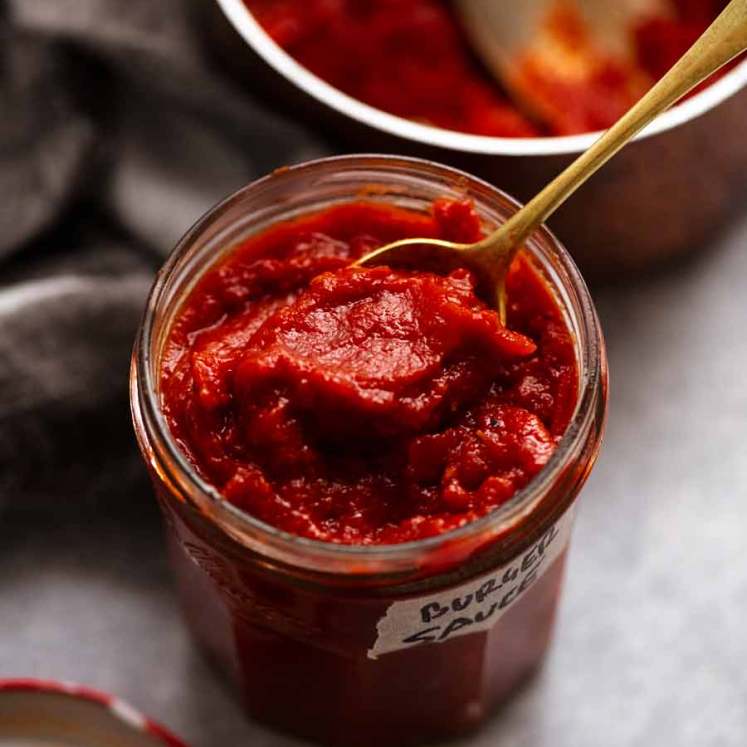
[130,155,607,746]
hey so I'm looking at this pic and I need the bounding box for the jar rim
[132,154,605,571]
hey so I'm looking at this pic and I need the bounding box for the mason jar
[130,155,607,746]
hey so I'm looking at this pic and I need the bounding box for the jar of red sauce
[130,155,607,746]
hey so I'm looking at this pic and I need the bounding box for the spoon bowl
[456,0,670,120]
[353,235,515,319]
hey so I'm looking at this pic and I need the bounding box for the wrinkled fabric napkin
[1,0,325,506]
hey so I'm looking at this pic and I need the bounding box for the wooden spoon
[455,0,671,124]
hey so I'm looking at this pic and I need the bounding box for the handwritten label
[367,507,575,659]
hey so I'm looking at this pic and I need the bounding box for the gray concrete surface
[2,213,746,746]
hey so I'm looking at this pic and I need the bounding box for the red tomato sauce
[161,199,578,545]
[243,0,731,136]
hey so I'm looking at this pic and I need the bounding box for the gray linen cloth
[1,0,325,507]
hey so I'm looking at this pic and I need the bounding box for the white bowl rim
[215,0,747,156]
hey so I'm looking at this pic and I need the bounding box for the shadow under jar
[130,155,608,746]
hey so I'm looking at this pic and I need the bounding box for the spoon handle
[497,0,747,250]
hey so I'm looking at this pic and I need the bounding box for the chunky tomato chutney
[244,0,731,136]
[161,199,578,544]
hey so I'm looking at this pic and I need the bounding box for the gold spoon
[355,0,747,321]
